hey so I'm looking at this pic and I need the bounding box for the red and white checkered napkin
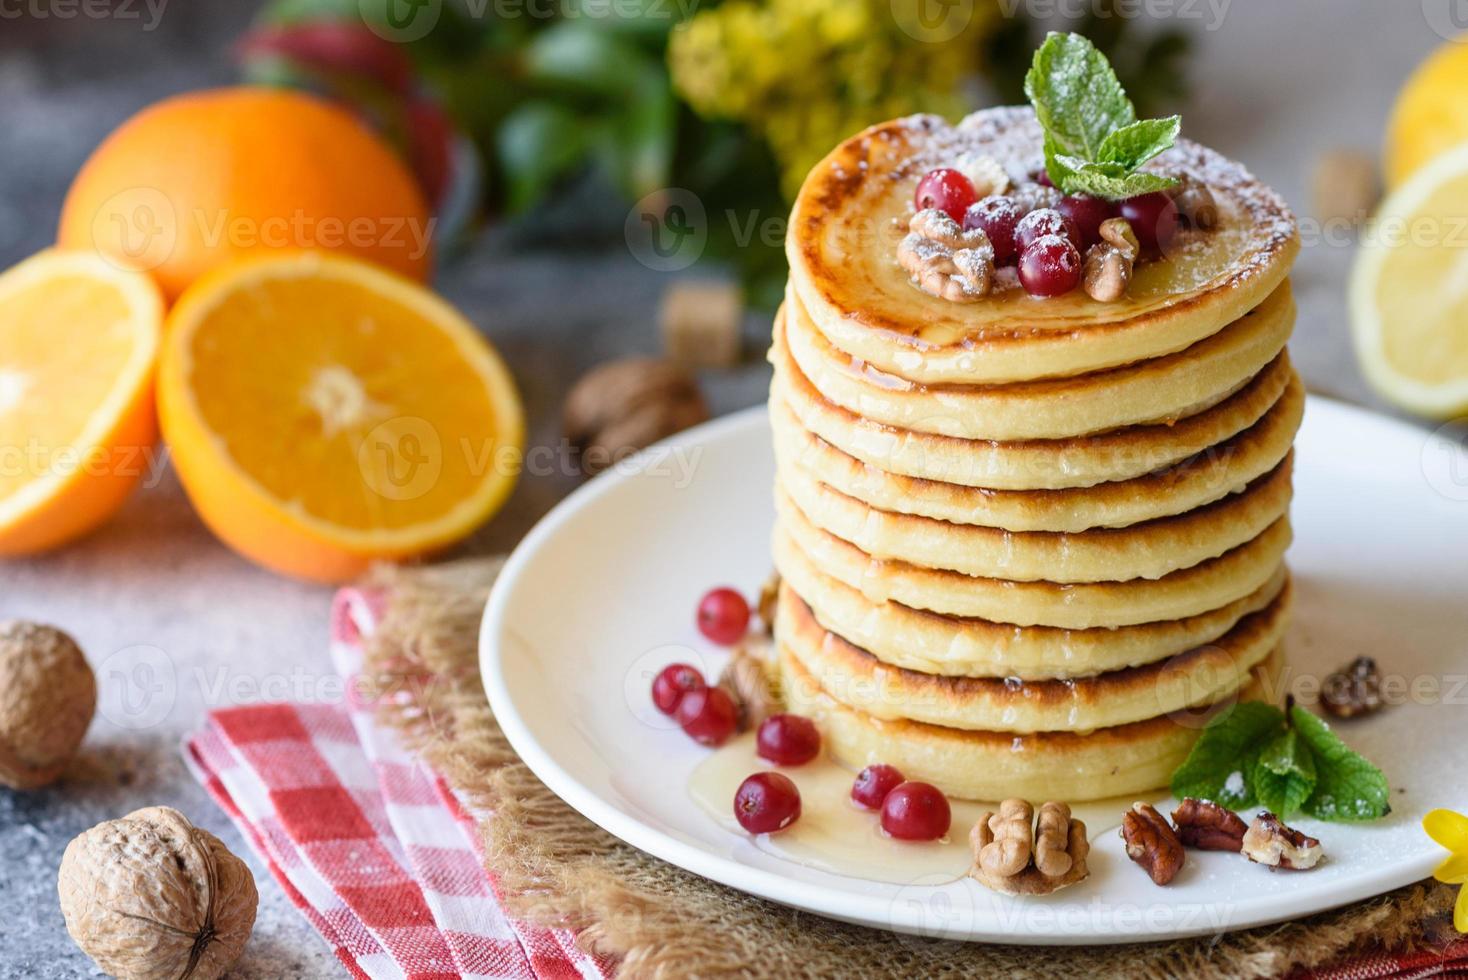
[184,588,617,980]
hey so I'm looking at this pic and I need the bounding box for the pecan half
[1241,812,1323,870]
[1321,656,1384,719]
[969,799,1090,896]
[1121,802,1185,885]
[717,635,779,732]
[1172,798,1248,852]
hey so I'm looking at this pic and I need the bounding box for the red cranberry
[1119,192,1180,253]
[755,714,821,766]
[651,663,706,715]
[1018,235,1082,297]
[1056,194,1116,249]
[880,781,952,841]
[1014,207,1078,252]
[963,196,1022,264]
[697,587,750,645]
[1033,168,1055,188]
[851,764,905,810]
[734,771,801,834]
[914,168,977,223]
[675,686,738,747]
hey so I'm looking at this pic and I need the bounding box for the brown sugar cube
[660,280,744,367]
[1312,150,1380,225]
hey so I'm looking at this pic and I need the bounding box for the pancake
[779,640,1286,802]
[776,580,1291,733]
[776,527,1289,678]
[786,107,1299,385]
[769,372,1303,533]
[775,494,1292,628]
[777,454,1292,583]
[772,324,1297,490]
[782,281,1295,441]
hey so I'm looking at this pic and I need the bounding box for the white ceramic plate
[481,398,1468,944]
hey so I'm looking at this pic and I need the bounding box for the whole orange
[58,87,433,301]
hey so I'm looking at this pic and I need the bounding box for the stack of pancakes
[769,108,1302,802]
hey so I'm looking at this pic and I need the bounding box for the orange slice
[0,249,163,555]
[158,252,525,582]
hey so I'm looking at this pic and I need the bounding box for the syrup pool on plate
[689,733,1159,886]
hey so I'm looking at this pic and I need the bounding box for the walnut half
[969,799,1090,895]
[1172,798,1248,852]
[897,209,995,303]
[1121,802,1185,885]
[1241,812,1324,870]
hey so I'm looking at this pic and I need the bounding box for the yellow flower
[1424,808,1468,933]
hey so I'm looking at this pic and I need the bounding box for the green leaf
[1024,32,1136,161]
[1053,155,1179,199]
[495,101,588,213]
[1252,728,1317,818]
[1291,706,1393,822]
[1170,701,1285,809]
[1097,117,1180,170]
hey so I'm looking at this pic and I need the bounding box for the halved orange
[0,249,163,555]
[158,252,524,582]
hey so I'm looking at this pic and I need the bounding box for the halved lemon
[158,252,524,582]
[0,249,163,555]
[1350,142,1468,418]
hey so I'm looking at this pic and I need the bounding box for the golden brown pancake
[787,107,1299,385]
[771,310,1298,490]
[779,641,1287,802]
[782,281,1295,441]
[777,454,1292,583]
[775,494,1292,628]
[776,580,1291,733]
[770,372,1304,533]
[776,527,1289,678]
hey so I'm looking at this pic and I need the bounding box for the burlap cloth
[359,558,1456,979]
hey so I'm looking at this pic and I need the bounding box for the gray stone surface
[0,2,1453,976]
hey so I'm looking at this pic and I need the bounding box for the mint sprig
[1170,700,1392,823]
[1024,32,1180,200]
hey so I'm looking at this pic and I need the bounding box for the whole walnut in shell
[0,620,96,789]
[59,806,258,980]
[564,357,709,475]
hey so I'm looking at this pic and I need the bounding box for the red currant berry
[850,764,905,810]
[675,686,738,747]
[914,168,977,223]
[1014,207,1078,253]
[1056,194,1117,249]
[963,196,1022,265]
[697,587,750,645]
[1119,191,1180,253]
[733,772,802,834]
[1018,235,1082,297]
[880,781,952,841]
[651,663,706,715]
[755,714,821,766]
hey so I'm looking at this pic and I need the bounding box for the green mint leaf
[1291,706,1393,822]
[1251,728,1317,818]
[1170,701,1285,809]
[1097,117,1181,170]
[1025,32,1136,162]
[1053,155,1179,199]
[1026,32,1183,200]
